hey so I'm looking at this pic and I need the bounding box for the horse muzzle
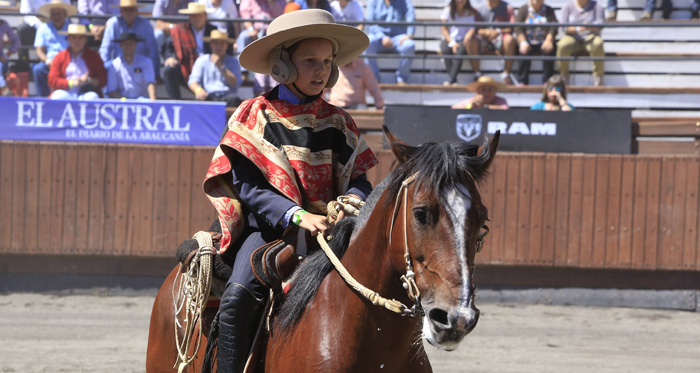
[422,304,480,351]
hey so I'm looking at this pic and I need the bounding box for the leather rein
[317,172,489,318]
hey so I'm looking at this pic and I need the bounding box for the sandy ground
[0,293,699,373]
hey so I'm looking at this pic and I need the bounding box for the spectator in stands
[18,0,71,72]
[48,24,107,100]
[451,75,508,109]
[199,0,240,38]
[295,0,332,12]
[152,0,193,53]
[188,30,242,106]
[640,0,672,20]
[330,0,364,28]
[100,0,160,77]
[474,0,516,85]
[439,0,480,86]
[557,0,605,86]
[328,58,384,109]
[161,2,217,99]
[237,0,286,94]
[530,74,573,110]
[77,0,120,44]
[364,0,416,85]
[33,0,76,97]
[692,0,699,19]
[0,16,21,96]
[106,33,157,100]
[514,0,557,86]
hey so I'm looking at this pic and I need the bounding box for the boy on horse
[201,9,377,372]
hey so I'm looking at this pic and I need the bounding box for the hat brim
[38,2,78,18]
[114,36,146,42]
[179,8,214,14]
[239,23,369,75]
[58,30,91,36]
[109,4,147,8]
[466,80,506,92]
[203,37,235,44]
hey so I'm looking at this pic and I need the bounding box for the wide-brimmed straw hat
[239,9,369,74]
[38,0,78,18]
[178,2,213,14]
[58,24,91,36]
[0,1,12,7]
[203,30,235,44]
[466,76,506,92]
[110,0,146,8]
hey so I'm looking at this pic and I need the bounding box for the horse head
[384,127,499,351]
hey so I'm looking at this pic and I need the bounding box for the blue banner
[0,97,227,146]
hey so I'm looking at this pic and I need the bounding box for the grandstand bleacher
[2,0,700,130]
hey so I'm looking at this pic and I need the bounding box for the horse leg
[146,266,179,372]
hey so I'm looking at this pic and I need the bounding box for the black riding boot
[217,282,263,373]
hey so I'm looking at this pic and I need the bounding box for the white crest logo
[455,114,482,142]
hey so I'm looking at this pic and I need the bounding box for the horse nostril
[428,308,450,328]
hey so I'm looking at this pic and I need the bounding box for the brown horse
[146,130,500,372]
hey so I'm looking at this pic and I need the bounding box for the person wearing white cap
[161,2,217,99]
[32,0,77,96]
[99,0,160,78]
[187,30,241,106]
[48,24,107,100]
[201,9,377,373]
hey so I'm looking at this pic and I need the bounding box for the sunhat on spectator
[113,32,145,43]
[203,30,236,44]
[178,2,213,14]
[38,0,78,17]
[58,24,91,36]
[466,76,506,92]
[110,0,146,8]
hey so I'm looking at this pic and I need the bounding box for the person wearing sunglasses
[530,74,573,111]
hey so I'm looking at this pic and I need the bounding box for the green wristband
[292,209,308,226]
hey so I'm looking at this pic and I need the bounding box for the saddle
[250,226,301,293]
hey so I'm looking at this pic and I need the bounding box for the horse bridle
[388,172,490,317]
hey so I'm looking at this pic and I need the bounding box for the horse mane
[272,140,492,336]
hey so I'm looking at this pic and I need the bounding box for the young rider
[201,9,378,372]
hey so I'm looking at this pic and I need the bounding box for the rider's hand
[298,213,328,237]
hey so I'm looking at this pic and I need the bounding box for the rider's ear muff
[325,60,339,88]
[268,46,297,84]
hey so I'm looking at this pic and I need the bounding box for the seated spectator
[237,0,286,94]
[514,0,557,86]
[451,76,508,109]
[199,0,240,38]
[106,33,156,100]
[557,0,605,86]
[640,0,672,20]
[474,0,516,85]
[161,2,217,99]
[328,58,384,109]
[188,30,242,107]
[364,0,416,85]
[692,0,699,19]
[530,75,574,111]
[18,0,71,72]
[100,0,160,76]
[439,0,480,86]
[295,0,331,12]
[77,0,121,45]
[48,24,107,100]
[0,17,21,96]
[152,0,193,52]
[330,0,364,28]
[33,0,76,97]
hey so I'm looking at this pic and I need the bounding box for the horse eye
[413,207,428,225]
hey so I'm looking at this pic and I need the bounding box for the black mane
[272,140,492,336]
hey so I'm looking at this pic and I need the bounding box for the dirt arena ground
[1,293,699,373]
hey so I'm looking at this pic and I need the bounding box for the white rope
[173,231,216,372]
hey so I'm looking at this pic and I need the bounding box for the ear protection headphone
[268,45,340,89]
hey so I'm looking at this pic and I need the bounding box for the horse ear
[474,131,500,177]
[383,125,414,164]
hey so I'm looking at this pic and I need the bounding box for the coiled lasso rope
[172,231,216,373]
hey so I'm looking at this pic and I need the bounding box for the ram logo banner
[455,113,482,142]
[0,97,226,146]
